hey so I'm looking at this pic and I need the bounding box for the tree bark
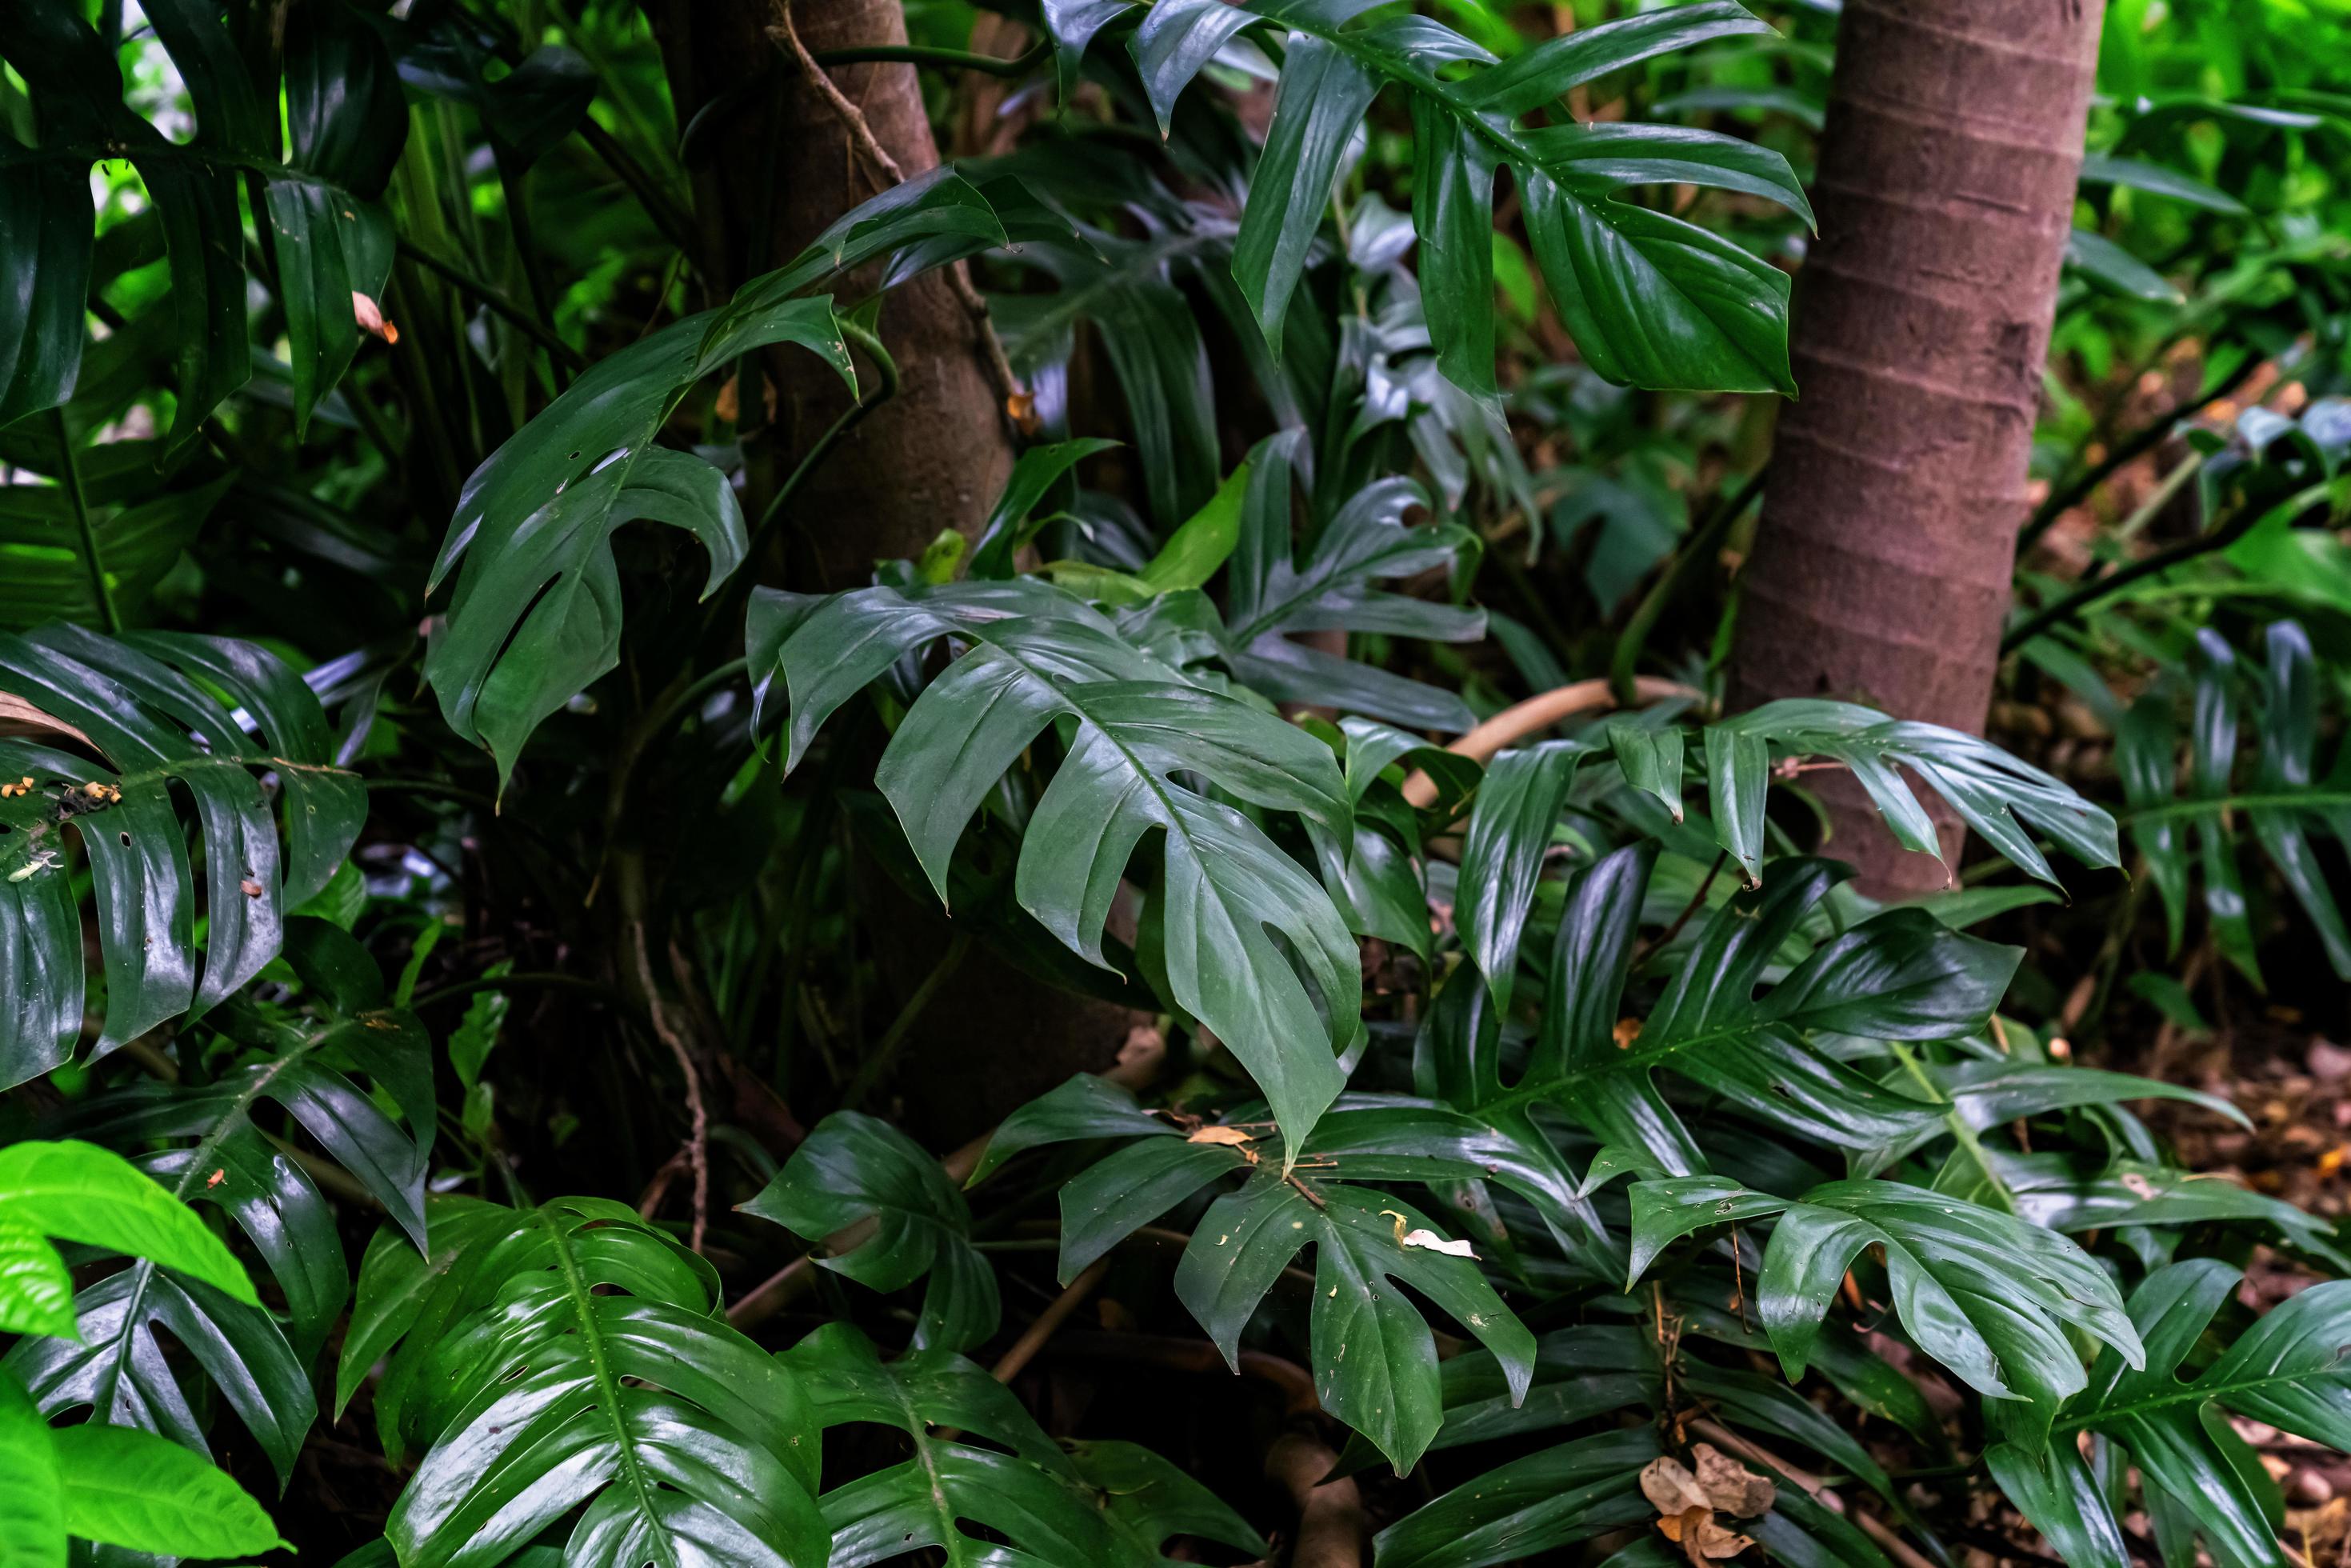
[652,0,1140,1134]
[652,0,1012,587]
[1728,0,2104,895]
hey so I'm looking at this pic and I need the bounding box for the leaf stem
[1886,1042,2012,1212]
[842,931,972,1110]
[2000,482,2336,654]
[811,40,1050,77]
[1612,468,1763,705]
[50,410,119,634]
[395,238,588,370]
[752,318,901,540]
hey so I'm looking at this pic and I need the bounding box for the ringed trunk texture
[1729,0,2104,895]
[653,0,1012,588]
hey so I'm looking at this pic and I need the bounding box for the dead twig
[631,923,710,1254]
[1402,675,1704,809]
[766,0,1026,428]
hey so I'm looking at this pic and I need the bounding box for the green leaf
[784,1323,1260,1567]
[1371,1427,1660,1568]
[1090,0,1804,397]
[1221,466,1485,732]
[743,1111,1000,1353]
[0,445,228,632]
[2065,228,2185,304]
[1507,850,1994,1177]
[1174,1174,1534,1471]
[754,582,1361,1154]
[0,1140,256,1326]
[0,0,400,448]
[370,1196,825,1568]
[1233,34,1379,347]
[1994,1261,2351,1568]
[58,919,436,1358]
[1631,1175,2144,1434]
[1454,741,1586,1008]
[0,1371,63,1568]
[1708,699,2122,886]
[969,437,1123,580]
[0,627,365,1090]
[51,1422,286,1558]
[422,300,850,786]
[2080,153,2249,214]
[2121,623,2351,983]
[1137,458,1251,594]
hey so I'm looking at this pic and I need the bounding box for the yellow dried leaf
[1187,1126,1257,1146]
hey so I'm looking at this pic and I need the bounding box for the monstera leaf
[352,1195,826,1568]
[424,168,1069,782]
[785,1323,1265,1567]
[1629,1174,2144,1442]
[0,442,231,632]
[744,1112,1000,1354]
[0,0,405,442]
[6,926,427,1498]
[974,1078,1541,1472]
[1046,0,1809,398]
[53,919,434,1363]
[2120,622,2351,986]
[1989,1262,2351,1568]
[0,626,366,1092]
[1700,701,2124,887]
[749,576,1361,1154]
[1483,846,2014,1176]
[1217,439,1485,731]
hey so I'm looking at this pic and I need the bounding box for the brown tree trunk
[1728,0,2104,895]
[652,0,1012,587]
[652,0,1141,1134]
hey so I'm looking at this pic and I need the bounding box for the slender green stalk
[1611,468,1764,705]
[2001,482,2334,654]
[1888,1042,2012,1213]
[50,410,119,634]
[396,238,588,370]
[842,932,973,1110]
[754,318,901,539]
[810,40,1050,76]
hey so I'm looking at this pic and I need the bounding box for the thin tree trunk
[1729,0,2103,895]
[653,0,1141,1134]
[653,0,1012,586]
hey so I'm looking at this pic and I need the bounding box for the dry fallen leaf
[1188,1126,1257,1146]
[1693,1443,1775,1517]
[1641,1447,1772,1568]
[1,694,94,750]
[1641,1455,1713,1518]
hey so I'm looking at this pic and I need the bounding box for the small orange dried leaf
[1187,1126,1257,1146]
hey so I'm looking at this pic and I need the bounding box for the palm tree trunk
[1729,0,2104,894]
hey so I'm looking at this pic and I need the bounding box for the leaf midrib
[88,1043,305,1423]
[2063,1363,2350,1430]
[538,1208,680,1568]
